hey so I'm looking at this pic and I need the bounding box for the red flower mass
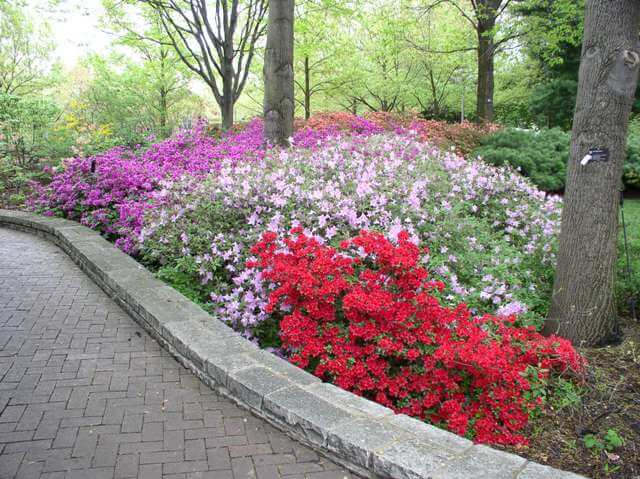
[250,228,585,446]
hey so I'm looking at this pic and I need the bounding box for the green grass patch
[618,198,640,317]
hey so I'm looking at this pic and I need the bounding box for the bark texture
[476,15,495,123]
[264,0,295,146]
[545,0,640,346]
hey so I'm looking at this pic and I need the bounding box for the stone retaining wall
[0,209,587,479]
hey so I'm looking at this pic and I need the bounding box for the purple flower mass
[29,118,386,252]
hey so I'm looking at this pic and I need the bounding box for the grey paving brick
[138,463,162,479]
[115,453,139,478]
[185,439,206,461]
[0,451,24,478]
[231,456,255,479]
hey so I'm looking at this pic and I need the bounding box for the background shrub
[624,118,640,190]
[475,124,640,193]
[472,128,569,192]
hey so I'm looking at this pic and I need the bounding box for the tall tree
[0,1,52,95]
[544,0,640,346]
[100,7,196,137]
[263,0,294,145]
[424,0,522,122]
[135,0,267,130]
[408,5,473,120]
[78,53,197,142]
[293,1,353,119]
[514,0,584,129]
[347,4,418,113]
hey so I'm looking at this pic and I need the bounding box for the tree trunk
[220,97,234,131]
[159,87,168,137]
[544,0,640,346]
[264,0,295,146]
[476,19,495,123]
[304,55,311,120]
[158,46,169,137]
[221,58,235,131]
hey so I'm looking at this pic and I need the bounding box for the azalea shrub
[296,111,499,154]
[248,228,584,445]
[411,119,501,155]
[28,115,395,250]
[29,114,498,252]
[140,133,561,342]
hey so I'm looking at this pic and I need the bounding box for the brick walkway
[0,228,352,479]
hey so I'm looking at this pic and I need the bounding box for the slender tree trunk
[159,47,169,137]
[544,0,640,346]
[476,20,495,123]
[429,70,440,118]
[304,55,311,120]
[221,57,235,131]
[159,90,168,136]
[264,0,295,146]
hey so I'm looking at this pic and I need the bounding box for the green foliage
[64,52,198,148]
[528,78,577,130]
[514,0,584,69]
[154,257,211,308]
[0,92,63,167]
[493,60,536,127]
[583,429,624,452]
[0,156,49,207]
[550,377,582,411]
[514,0,583,129]
[472,128,570,192]
[624,119,640,190]
[617,199,640,318]
[0,1,54,95]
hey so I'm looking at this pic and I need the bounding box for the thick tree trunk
[220,97,234,131]
[264,0,295,146]
[304,55,311,120]
[544,0,640,346]
[476,20,495,123]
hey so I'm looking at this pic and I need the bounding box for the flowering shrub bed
[30,115,497,253]
[31,115,584,447]
[140,134,560,338]
[29,115,398,250]
[249,228,583,445]
[358,111,500,154]
[28,121,266,251]
[300,111,501,155]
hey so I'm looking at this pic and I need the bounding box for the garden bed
[509,316,640,479]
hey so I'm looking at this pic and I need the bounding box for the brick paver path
[0,228,353,479]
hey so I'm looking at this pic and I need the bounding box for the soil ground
[505,316,640,479]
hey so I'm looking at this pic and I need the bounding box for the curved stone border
[0,209,587,479]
